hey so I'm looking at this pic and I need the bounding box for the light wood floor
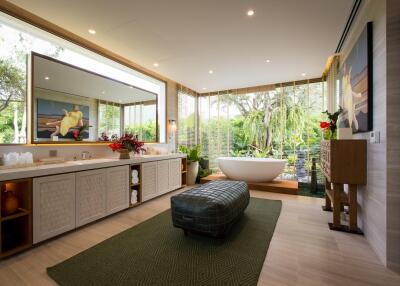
[0,189,399,286]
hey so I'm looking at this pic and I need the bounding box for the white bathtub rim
[217,157,287,163]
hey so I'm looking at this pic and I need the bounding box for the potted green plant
[179,145,201,185]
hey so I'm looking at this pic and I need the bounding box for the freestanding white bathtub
[217,157,286,182]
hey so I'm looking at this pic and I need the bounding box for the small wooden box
[320,140,367,185]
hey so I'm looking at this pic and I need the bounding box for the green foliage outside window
[125,120,157,142]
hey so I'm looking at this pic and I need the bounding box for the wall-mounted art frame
[338,22,373,133]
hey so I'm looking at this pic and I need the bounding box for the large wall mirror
[31,53,159,143]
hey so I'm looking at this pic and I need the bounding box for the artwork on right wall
[338,21,373,133]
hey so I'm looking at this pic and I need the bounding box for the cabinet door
[106,165,129,215]
[76,169,107,227]
[33,173,76,244]
[141,162,157,202]
[169,158,182,191]
[157,160,170,195]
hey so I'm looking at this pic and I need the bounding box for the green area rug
[47,198,282,286]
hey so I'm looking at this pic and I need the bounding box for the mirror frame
[30,52,159,144]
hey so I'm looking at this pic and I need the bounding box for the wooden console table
[320,140,367,234]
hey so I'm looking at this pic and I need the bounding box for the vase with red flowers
[108,134,146,159]
[320,107,343,140]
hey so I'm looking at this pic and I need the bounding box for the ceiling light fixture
[88,29,96,35]
[44,76,50,80]
[202,87,207,90]
[247,9,255,16]
[266,59,271,63]
[301,72,307,77]
[208,70,214,74]
[101,91,105,94]
[153,62,159,67]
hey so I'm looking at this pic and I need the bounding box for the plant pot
[187,161,199,185]
[2,190,19,216]
[118,149,131,159]
[199,158,209,170]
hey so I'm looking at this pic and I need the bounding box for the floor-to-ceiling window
[177,87,197,147]
[197,79,326,182]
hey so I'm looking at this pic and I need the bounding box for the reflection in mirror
[32,53,158,143]
[124,102,157,142]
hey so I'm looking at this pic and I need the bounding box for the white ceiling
[11,0,354,92]
[34,55,156,104]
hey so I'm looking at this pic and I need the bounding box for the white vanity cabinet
[106,166,130,215]
[142,158,182,202]
[142,161,158,202]
[29,156,183,245]
[169,158,182,191]
[157,160,170,195]
[75,169,107,227]
[33,173,76,244]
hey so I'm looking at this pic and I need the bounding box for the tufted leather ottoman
[171,181,249,237]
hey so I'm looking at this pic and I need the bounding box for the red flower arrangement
[108,134,145,155]
[320,107,343,140]
[320,121,330,129]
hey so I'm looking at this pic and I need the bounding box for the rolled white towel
[132,177,139,184]
[132,169,138,177]
[131,190,138,204]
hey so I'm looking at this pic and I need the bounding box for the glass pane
[124,104,157,141]
[98,103,120,139]
[177,91,196,147]
[197,81,324,185]
[198,95,210,163]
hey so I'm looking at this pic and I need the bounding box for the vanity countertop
[0,153,186,181]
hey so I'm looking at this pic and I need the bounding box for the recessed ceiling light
[208,70,214,74]
[266,59,271,63]
[44,76,50,80]
[202,87,207,90]
[247,9,255,16]
[88,29,96,35]
[301,72,307,77]
[153,62,159,67]
[101,91,105,94]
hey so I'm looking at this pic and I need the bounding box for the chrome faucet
[81,151,91,160]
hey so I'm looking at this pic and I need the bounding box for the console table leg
[348,184,358,231]
[333,183,341,228]
[323,179,332,211]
